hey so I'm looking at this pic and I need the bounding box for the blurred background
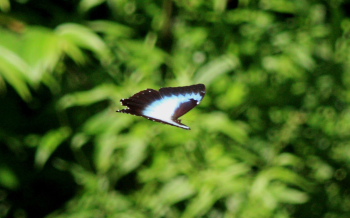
[1,0,350,217]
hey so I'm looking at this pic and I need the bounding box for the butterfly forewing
[118,89,161,115]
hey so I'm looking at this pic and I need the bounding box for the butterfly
[117,84,206,130]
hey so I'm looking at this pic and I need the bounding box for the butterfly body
[117,84,206,129]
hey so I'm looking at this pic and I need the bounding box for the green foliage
[1,0,350,218]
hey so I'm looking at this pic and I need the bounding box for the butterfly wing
[117,89,161,116]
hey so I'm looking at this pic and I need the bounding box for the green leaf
[119,138,148,175]
[0,0,10,11]
[78,0,106,13]
[21,27,62,84]
[182,188,216,218]
[194,55,240,84]
[157,176,194,205]
[35,127,71,168]
[88,20,134,37]
[0,45,32,101]
[200,112,249,144]
[271,184,309,204]
[55,23,111,63]
[57,84,119,109]
[0,165,19,190]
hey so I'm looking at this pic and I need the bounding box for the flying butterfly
[116,84,206,130]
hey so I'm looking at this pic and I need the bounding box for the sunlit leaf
[0,0,10,12]
[251,167,314,198]
[157,176,194,204]
[0,45,32,101]
[271,184,309,204]
[194,55,240,84]
[57,84,119,109]
[200,112,249,144]
[21,27,62,84]
[55,23,111,63]
[182,188,216,218]
[119,138,148,175]
[82,110,132,135]
[78,0,105,13]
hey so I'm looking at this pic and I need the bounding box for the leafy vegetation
[1,0,350,217]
